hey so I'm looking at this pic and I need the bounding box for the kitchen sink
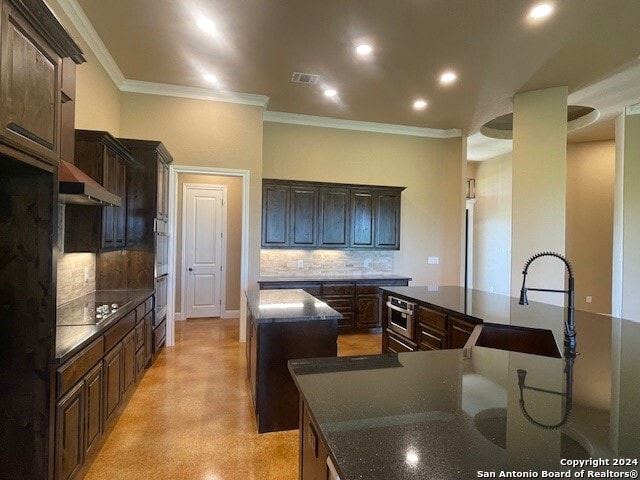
[465,323,561,358]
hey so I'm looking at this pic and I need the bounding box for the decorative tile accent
[260,250,393,276]
[57,253,96,306]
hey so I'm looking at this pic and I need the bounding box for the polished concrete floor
[83,319,381,479]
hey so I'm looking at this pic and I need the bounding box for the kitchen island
[289,286,640,479]
[245,289,341,433]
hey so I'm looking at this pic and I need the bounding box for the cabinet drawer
[418,323,445,351]
[104,311,136,352]
[417,306,446,332]
[57,337,104,399]
[322,284,355,296]
[322,297,354,311]
[386,330,417,353]
[449,315,476,349]
[356,284,382,294]
[144,296,153,314]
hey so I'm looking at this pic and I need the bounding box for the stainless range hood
[58,160,121,206]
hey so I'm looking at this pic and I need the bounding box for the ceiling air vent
[291,72,320,84]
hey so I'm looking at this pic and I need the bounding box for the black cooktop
[56,291,136,326]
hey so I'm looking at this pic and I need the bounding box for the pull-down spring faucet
[518,251,576,350]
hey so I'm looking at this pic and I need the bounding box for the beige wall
[511,87,568,305]
[566,141,615,314]
[48,2,121,134]
[118,93,263,294]
[263,123,464,286]
[472,153,513,295]
[175,174,242,312]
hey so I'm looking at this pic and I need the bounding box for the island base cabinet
[300,401,330,480]
[251,319,337,433]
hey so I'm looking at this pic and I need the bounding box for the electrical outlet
[364,259,371,268]
[427,256,439,265]
[297,259,304,269]
[586,295,592,303]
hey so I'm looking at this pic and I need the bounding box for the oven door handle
[386,301,415,316]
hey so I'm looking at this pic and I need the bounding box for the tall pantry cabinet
[119,139,173,353]
[0,0,85,478]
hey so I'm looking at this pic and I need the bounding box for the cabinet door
[355,293,381,328]
[103,343,123,425]
[114,158,127,248]
[290,184,317,247]
[83,362,103,458]
[122,330,136,394]
[318,187,349,247]
[55,381,84,480]
[350,190,375,247]
[144,312,153,365]
[157,159,169,221]
[375,190,401,249]
[301,404,329,480]
[0,1,61,164]
[101,148,117,249]
[262,183,289,246]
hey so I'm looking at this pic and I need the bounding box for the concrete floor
[83,318,381,479]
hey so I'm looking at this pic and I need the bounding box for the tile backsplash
[260,249,393,277]
[57,253,96,305]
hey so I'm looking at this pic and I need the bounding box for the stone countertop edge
[258,274,412,283]
[245,289,342,323]
[55,289,154,364]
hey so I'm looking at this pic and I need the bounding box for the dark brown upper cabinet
[64,130,136,252]
[290,184,318,246]
[318,187,350,248]
[261,179,404,250]
[262,183,290,246]
[0,0,84,168]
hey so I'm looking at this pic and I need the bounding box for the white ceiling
[60,0,640,158]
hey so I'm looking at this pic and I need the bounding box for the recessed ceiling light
[197,16,217,35]
[413,99,427,110]
[528,2,554,20]
[356,44,372,56]
[324,89,337,98]
[440,71,457,85]
[203,73,218,84]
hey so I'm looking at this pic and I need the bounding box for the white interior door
[184,186,225,318]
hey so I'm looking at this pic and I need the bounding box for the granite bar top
[258,274,412,284]
[290,287,640,479]
[245,289,342,324]
[55,289,154,363]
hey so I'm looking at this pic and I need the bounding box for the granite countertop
[55,289,154,363]
[245,289,342,323]
[290,287,640,479]
[258,274,412,283]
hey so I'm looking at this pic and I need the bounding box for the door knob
[188,268,193,271]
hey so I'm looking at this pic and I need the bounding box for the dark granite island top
[55,289,154,363]
[246,289,343,323]
[258,274,412,284]
[289,287,640,479]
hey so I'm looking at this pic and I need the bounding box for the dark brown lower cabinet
[55,382,84,480]
[83,363,103,458]
[301,403,330,480]
[144,313,153,365]
[354,285,382,328]
[418,323,446,351]
[386,329,418,353]
[122,330,136,394]
[449,316,475,349]
[103,343,123,425]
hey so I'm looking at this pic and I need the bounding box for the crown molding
[263,111,461,138]
[120,80,269,107]
[53,0,125,87]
